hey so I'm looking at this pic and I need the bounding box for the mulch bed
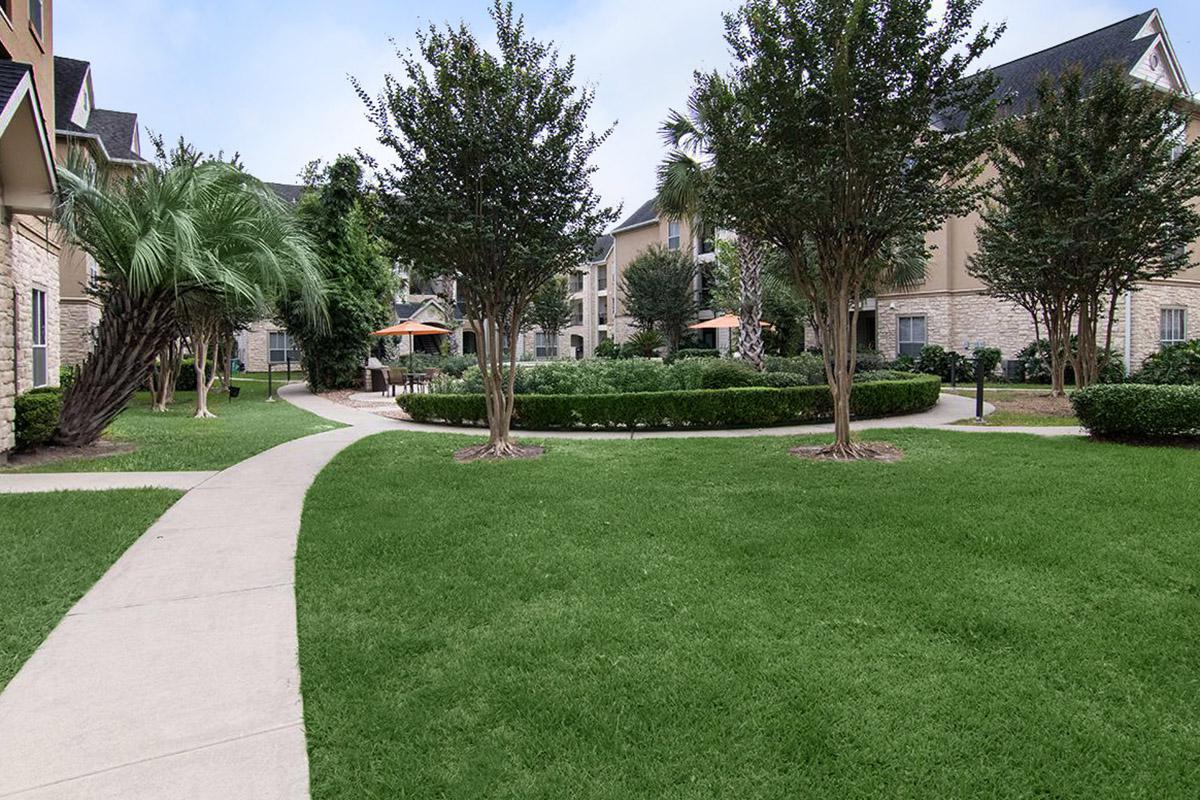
[454,443,545,463]
[4,440,137,469]
[789,442,904,463]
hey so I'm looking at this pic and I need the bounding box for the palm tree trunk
[737,236,765,371]
[54,288,178,447]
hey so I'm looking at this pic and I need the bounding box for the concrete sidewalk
[0,472,217,494]
[0,407,391,799]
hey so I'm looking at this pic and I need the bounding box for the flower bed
[399,374,941,430]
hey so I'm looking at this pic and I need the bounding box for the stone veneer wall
[11,228,60,394]
[59,298,101,370]
[877,281,1200,374]
[0,217,14,455]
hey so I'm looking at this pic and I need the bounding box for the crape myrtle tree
[524,275,574,357]
[358,1,616,458]
[619,245,700,353]
[689,0,1001,457]
[970,65,1200,391]
[277,156,395,392]
[52,154,325,446]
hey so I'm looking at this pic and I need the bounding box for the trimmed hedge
[1072,383,1200,438]
[15,387,63,450]
[400,374,941,430]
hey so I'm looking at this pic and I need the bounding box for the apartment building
[1,0,59,458]
[593,10,1200,374]
[53,55,148,368]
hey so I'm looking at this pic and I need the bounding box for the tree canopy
[358,0,616,457]
[683,0,1001,454]
[620,245,699,352]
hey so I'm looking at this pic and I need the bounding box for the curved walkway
[0,471,218,494]
[0,394,391,800]
[0,385,1080,799]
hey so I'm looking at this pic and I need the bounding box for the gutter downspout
[1124,290,1133,377]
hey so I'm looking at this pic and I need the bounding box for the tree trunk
[192,326,220,418]
[737,236,766,371]
[54,288,178,447]
[150,340,181,412]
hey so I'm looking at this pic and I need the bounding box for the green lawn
[297,429,1200,799]
[953,410,1082,427]
[12,378,341,472]
[0,489,182,691]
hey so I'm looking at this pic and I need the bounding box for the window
[268,331,300,364]
[698,222,716,255]
[535,332,558,358]
[1161,307,1187,347]
[570,300,583,327]
[667,220,681,251]
[569,272,584,293]
[87,256,99,287]
[598,303,608,326]
[0,1,12,25]
[897,315,927,358]
[28,0,43,40]
[596,267,607,292]
[31,289,46,387]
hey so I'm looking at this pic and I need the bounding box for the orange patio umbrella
[689,313,774,354]
[372,320,449,374]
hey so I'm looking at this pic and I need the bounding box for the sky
[57,0,1200,224]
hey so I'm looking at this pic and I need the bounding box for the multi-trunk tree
[358,1,615,458]
[53,154,325,445]
[686,0,1001,456]
[970,64,1200,391]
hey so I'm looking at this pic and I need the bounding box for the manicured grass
[297,430,1200,798]
[0,489,182,691]
[948,388,1080,427]
[12,378,341,472]
[953,410,1082,426]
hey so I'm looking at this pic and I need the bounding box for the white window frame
[897,315,927,358]
[31,288,47,387]
[667,220,681,251]
[535,331,558,359]
[268,331,300,364]
[1160,307,1187,347]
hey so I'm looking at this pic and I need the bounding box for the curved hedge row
[398,374,941,430]
[1072,383,1200,438]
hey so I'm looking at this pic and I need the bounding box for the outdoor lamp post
[966,339,986,423]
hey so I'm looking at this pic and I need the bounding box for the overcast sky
[57,0,1200,224]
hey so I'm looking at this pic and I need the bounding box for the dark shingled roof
[591,234,614,262]
[53,56,90,130]
[86,109,142,161]
[394,299,465,322]
[614,197,658,231]
[265,182,307,204]
[938,11,1159,129]
[0,60,33,110]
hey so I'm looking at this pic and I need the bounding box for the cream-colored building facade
[1,0,60,458]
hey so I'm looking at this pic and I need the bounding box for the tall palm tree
[658,102,767,369]
[53,157,325,446]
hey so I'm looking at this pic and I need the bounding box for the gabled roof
[394,297,464,322]
[590,234,614,262]
[939,10,1180,129]
[53,56,90,130]
[86,109,141,161]
[265,182,307,204]
[0,61,57,212]
[613,197,658,233]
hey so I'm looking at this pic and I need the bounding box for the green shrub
[402,374,940,430]
[1072,383,1200,438]
[59,365,77,393]
[176,358,198,391]
[593,339,619,359]
[622,329,666,358]
[665,348,719,364]
[764,353,825,385]
[699,359,761,389]
[1134,340,1200,385]
[1017,338,1124,385]
[14,387,63,450]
